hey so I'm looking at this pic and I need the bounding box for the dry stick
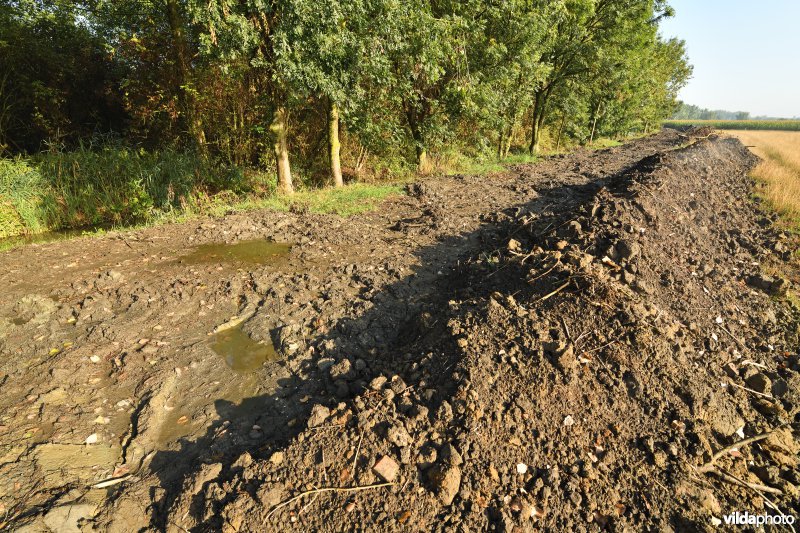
[705,467,783,496]
[728,380,774,400]
[718,324,747,351]
[538,281,571,302]
[266,483,395,520]
[351,431,364,482]
[698,427,784,470]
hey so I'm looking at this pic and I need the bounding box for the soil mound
[95,135,798,532]
[6,132,798,531]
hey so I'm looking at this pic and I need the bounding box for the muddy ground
[1,130,798,532]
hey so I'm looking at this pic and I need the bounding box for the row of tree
[1,0,691,194]
[672,103,750,121]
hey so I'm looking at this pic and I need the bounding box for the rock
[746,274,791,296]
[269,451,285,465]
[428,464,461,505]
[317,358,336,371]
[369,376,388,390]
[329,359,354,381]
[307,404,331,428]
[373,455,400,482]
[745,373,772,394]
[508,239,522,252]
[440,443,463,466]
[387,424,412,447]
[544,341,576,372]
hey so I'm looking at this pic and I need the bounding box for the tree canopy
[0,0,691,191]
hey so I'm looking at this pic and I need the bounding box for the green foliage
[0,145,248,236]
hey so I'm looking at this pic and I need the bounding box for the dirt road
[2,130,798,531]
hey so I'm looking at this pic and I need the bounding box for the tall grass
[664,120,800,131]
[728,131,800,228]
[0,145,250,238]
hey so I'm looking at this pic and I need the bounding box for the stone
[440,443,463,466]
[428,464,462,505]
[508,239,522,252]
[329,359,354,381]
[745,373,772,394]
[369,376,388,390]
[307,404,331,428]
[373,455,400,482]
[387,424,412,447]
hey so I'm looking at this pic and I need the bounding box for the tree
[191,0,296,193]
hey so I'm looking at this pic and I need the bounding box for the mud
[1,130,798,531]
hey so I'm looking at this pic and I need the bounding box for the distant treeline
[1,0,691,194]
[672,102,797,122]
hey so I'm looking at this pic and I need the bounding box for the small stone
[369,376,388,390]
[516,463,528,475]
[317,358,335,371]
[85,433,98,444]
[563,415,575,427]
[428,464,461,505]
[307,404,331,428]
[329,359,354,381]
[745,373,772,394]
[373,455,400,482]
[508,239,522,252]
[89,355,101,363]
[441,443,463,466]
[387,424,412,447]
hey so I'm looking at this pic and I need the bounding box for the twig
[703,467,783,496]
[538,281,571,302]
[718,324,747,350]
[728,380,774,400]
[266,483,395,519]
[698,427,783,471]
[351,431,364,482]
[91,475,132,489]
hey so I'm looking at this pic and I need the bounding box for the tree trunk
[556,112,567,152]
[328,102,343,187]
[416,147,430,174]
[271,106,294,194]
[503,125,514,158]
[529,93,545,155]
[589,101,601,144]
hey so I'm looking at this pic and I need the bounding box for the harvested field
[1,130,798,531]
[727,130,800,226]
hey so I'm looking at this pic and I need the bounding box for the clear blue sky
[659,1,800,118]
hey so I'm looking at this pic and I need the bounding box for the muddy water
[0,227,100,250]
[211,325,280,372]
[178,239,291,265]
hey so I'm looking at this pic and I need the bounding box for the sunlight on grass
[728,131,800,230]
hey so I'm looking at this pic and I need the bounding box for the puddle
[211,326,279,373]
[178,240,291,265]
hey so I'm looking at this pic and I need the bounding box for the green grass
[663,119,800,131]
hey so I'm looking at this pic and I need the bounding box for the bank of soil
[1,130,798,531]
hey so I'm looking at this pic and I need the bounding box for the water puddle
[211,325,280,372]
[178,240,291,265]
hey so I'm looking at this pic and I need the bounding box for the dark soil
[2,130,798,532]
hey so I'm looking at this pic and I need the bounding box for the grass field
[727,130,800,228]
[664,119,800,131]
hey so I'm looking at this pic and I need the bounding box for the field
[664,119,800,131]
[726,130,800,226]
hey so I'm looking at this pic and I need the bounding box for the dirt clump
[2,131,799,531]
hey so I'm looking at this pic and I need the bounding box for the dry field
[728,130,800,225]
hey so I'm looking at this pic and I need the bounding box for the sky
[659,1,800,118]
